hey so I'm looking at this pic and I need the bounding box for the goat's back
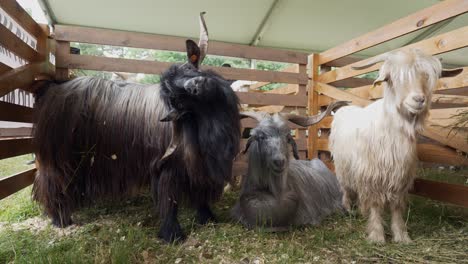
[33,77,170,202]
[288,159,342,225]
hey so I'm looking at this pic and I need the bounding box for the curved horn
[240,111,269,122]
[198,12,209,65]
[281,101,349,127]
[441,68,463,78]
[351,53,389,70]
[157,123,181,169]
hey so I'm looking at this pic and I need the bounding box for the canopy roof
[40,0,467,66]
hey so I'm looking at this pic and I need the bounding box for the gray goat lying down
[232,102,347,229]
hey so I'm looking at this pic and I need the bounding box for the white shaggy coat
[329,49,443,243]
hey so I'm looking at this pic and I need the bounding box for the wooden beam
[0,24,39,62]
[0,168,36,200]
[421,121,467,153]
[429,107,468,127]
[308,54,320,159]
[0,61,12,74]
[315,82,371,107]
[330,77,374,88]
[322,56,363,68]
[57,54,308,84]
[0,0,46,39]
[240,138,307,151]
[418,143,468,166]
[318,26,468,83]
[318,0,468,65]
[249,65,299,90]
[0,137,33,160]
[54,25,308,64]
[0,62,45,97]
[436,87,468,96]
[237,92,306,107]
[0,101,33,123]
[411,179,468,208]
[0,127,32,138]
[348,67,468,100]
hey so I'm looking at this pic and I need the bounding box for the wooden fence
[0,0,467,207]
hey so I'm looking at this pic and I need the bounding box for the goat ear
[373,74,389,88]
[441,68,463,78]
[287,134,299,160]
[186,40,201,68]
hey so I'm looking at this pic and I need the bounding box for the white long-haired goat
[329,49,462,243]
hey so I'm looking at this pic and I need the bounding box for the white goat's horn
[281,101,350,127]
[351,53,389,71]
[198,12,209,65]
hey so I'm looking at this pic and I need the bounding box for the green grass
[0,157,467,263]
[0,155,40,223]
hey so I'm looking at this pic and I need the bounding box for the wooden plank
[57,53,309,84]
[429,107,468,127]
[250,65,299,90]
[315,82,371,107]
[0,127,32,138]
[0,61,12,74]
[348,68,467,100]
[264,84,298,95]
[318,116,333,129]
[0,0,46,38]
[421,121,467,153]
[411,179,468,207]
[318,26,468,83]
[54,25,308,64]
[308,54,319,159]
[317,138,329,151]
[418,143,468,166]
[0,62,45,97]
[322,56,362,68]
[0,24,39,62]
[55,41,70,81]
[0,137,33,160]
[237,92,306,107]
[330,77,374,88]
[0,101,33,123]
[0,168,36,200]
[318,0,468,65]
[436,87,468,96]
[318,95,335,107]
[241,118,306,130]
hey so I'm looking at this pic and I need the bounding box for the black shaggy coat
[32,41,241,242]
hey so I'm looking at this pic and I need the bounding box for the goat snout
[184,76,206,95]
[412,95,425,104]
[272,157,286,170]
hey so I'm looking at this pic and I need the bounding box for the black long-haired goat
[32,13,241,242]
[232,101,347,230]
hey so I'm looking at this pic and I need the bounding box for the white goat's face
[377,50,442,116]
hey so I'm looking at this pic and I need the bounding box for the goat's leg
[341,187,355,213]
[196,204,217,225]
[50,198,73,228]
[390,198,411,243]
[155,168,186,243]
[367,203,385,243]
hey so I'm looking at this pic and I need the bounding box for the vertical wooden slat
[307,54,320,159]
[55,41,70,81]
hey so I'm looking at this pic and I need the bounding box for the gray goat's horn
[157,123,181,169]
[281,101,349,127]
[240,111,269,122]
[351,53,389,70]
[198,12,209,65]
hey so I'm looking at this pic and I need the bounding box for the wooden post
[307,54,319,159]
[56,41,70,81]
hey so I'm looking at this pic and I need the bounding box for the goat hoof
[197,209,217,225]
[393,233,412,243]
[367,232,386,244]
[51,216,73,228]
[158,225,186,243]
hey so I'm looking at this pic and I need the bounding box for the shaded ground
[0,156,467,263]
